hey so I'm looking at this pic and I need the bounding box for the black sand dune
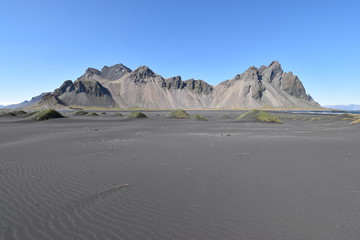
[1,111,360,240]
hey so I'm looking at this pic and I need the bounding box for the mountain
[324,104,360,110]
[0,105,4,108]
[6,93,50,109]
[32,61,320,109]
[212,61,318,108]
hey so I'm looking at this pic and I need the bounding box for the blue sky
[0,0,359,105]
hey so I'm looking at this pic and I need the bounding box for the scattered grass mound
[1,110,27,116]
[333,113,358,120]
[301,116,328,121]
[33,109,64,121]
[88,112,99,116]
[74,110,88,115]
[309,117,321,121]
[192,114,207,121]
[351,118,360,125]
[101,112,107,115]
[113,113,124,117]
[217,113,232,119]
[236,110,282,123]
[168,109,190,119]
[126,112,147,119]
[12,110,27,115]
[332,113,360,125]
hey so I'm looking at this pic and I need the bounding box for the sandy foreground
[1,110,360,240]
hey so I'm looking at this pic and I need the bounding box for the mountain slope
[31,61,320,109]
[6,93,50,109]
[211,61,318,108]
[52,79,116,107]
[104,66,214,109]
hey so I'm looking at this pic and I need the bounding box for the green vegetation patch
[33,109,64,121]
[88,112,99,116]
[309,117,321,121]
[192,114,208,121]
[351,118,360,125]
[74,110,89,115]
[1,110,27,116]
[333,113,358,120]
[126,112,148,119]
[113,113,124,117]
[332,113,360,125]
[217,113,232,119]
[236,110,282,123]
[168,109,190,119]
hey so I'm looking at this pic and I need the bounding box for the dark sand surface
[1,111,360,240]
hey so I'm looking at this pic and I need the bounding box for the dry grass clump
[192,114,207,121]
[333,113,358,120]
[126,112,147,119]
[332,113,360,125]
[217,113,232,119]
[33,109,64,121]
[74,110,88,115]
[256,110,282,123]
[236,110,282,123]
[351,118,360,125]
[168,109,190,119]
[278,114,298,121]
[88,112,99,116]
[1,110,27,116]
[113,113,124,117]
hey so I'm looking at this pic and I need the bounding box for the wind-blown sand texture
[1,110,360,240]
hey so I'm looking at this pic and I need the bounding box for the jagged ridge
[32,61,320,109]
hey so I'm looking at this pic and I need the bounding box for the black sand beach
[1,111,360,239]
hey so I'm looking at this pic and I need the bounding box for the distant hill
[0,105,4,109]
[324,104,360,110]
[28,61,320,109]
[6,93,50,109]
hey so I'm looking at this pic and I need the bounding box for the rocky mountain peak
[261,61,283,80]
[100,64,132,80]
[84,68,101,78]
[53,80,75,97]
[241,66,261,81]
[128,66,156,82]
[269,60,281,67]
[29,61,319,110]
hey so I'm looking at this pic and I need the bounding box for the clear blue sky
[0,0,359,105]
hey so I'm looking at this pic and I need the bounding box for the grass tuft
[74,110,88,115]
[126,112,147,119]
[33,109,64,121]
[168,109,190,119]
[309,117,321,121]
[333,113,358,120]
[332,113,360,125]
[192,114,208,121]
[351,118,360,125]
[88,112,99,116]
[217,113,232,119]
[236,110,282,123]
[1,110,27,116]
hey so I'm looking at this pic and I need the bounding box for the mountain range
[324,104,360,111]
[14,61,321,109]
[5,93,50,109]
